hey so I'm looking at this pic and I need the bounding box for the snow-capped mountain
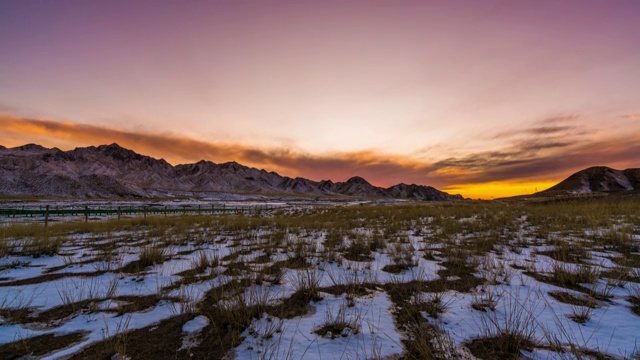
[0,143,463,200]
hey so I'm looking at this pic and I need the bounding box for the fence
[0,204,272,226]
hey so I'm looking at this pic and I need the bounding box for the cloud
[433,134,640,184]
[536,114,580,125]
[423,111,639,187]
[434,137,575,171]
[1,114,637,197]
[0,114,439,185]
[493,121,583,140]
[494,125,576,139]
[526,126,575,135]
[622,113,640,120]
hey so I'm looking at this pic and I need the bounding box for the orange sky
[1,1,639,198]
[2,115,638,199]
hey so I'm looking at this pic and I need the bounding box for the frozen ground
[0,201,639,359]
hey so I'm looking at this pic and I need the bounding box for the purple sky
[1,0,639,197]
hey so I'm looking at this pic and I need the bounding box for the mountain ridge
[539,166,640,196]
[0,143,463,200]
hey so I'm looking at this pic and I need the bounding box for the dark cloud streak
[0,115,637,192]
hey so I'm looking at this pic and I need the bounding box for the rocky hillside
[540,166,640,195]
[0,143,463,200]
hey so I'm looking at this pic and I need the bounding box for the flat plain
[1,198,639,359]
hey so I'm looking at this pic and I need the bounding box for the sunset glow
[443,181,561,200]
[1,1,639,198]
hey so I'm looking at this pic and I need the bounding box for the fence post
[118,206,121,221]
[84,206,88,223]
[45,205,49,228]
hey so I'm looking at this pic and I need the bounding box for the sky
[1,0,639,199]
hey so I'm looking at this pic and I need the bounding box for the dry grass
[314,300,362,339]
[0,197,638,358]
[138,245,166,268]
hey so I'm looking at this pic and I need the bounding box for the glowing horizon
[1,1,639,199]
[2,115,638,199]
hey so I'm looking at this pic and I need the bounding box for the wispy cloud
[536,114,580,125]
[1,114,637,197]
[493,125,576,139]
[433,135,640,184]
[622,113,640,120]
[493,114,582,140]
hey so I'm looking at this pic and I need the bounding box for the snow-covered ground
[0,202,639,359]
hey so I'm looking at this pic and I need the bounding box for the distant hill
[539,166,640,196]
[0,143,463,200]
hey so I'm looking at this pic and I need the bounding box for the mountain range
[0,143,463,200]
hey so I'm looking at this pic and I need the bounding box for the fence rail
[0,205,271,226]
